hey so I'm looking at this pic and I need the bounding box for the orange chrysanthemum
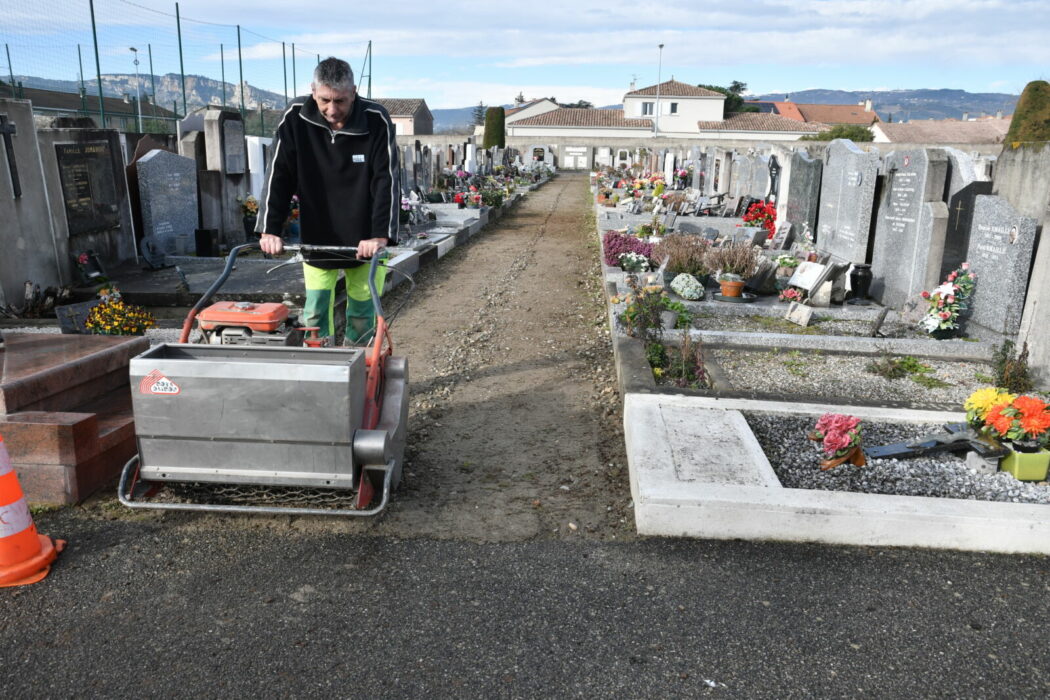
[1019,411,1050,437]
[1013,395,1048,419]
[985,403,1015,436]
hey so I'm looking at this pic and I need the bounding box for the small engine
[196,301,304,345]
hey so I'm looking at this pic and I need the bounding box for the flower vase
[847,264,873,305]
[242,215,258,241]
[1000,446,1050,481]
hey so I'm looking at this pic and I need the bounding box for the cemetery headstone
[0,99,64,301]
[785,301,813,327]
[816,139,879,264]
[869,148,950,308]
[965,195,1038,336]
[751,155,771,201]
[941,147,993,279]
[136,149,199,256]
[781,150,822,240]
[770,222,793,250]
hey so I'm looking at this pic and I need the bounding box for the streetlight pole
[129,46,143,132]
[654,43,664,138]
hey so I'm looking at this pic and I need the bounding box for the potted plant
[965,387,1050,480]
[742,200,777,240]
[808,413,865,470]
[919,263,977,339]
[84,285,156,336]
[652,234,711,286]
[708,242,761,298]
[237,194,260,239]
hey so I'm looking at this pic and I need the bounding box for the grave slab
[0,332,147,504]
[625,394,1050,554]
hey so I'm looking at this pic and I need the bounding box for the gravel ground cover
[745,412,1050,504]
[710,348,992,406]
[693,312,932,338]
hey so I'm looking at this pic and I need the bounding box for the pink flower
[947,295,955,303]
[948,272,957,281]
[823,430,852,456]
[939,311,951,320]
[921,291,930,299]
[961,262,970,270]
[77,253,89,265]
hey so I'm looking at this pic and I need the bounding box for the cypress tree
[483,106,505,148]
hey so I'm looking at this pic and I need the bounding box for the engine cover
[197,301,290,332]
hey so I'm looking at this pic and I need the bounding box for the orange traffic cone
[0,435,65,587]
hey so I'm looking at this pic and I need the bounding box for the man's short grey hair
[313,57,355,92]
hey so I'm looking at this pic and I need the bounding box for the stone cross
[0,114,21,198]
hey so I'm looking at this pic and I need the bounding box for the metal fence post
[88,0,106,126]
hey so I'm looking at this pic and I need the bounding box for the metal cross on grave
[951,199,968,229]
[0,113,21,198]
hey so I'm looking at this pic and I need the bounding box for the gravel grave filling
[744,412,1050,505]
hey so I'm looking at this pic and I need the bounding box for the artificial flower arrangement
[965,387,1050,451]
[809,413,866,469]
[84,285,155,336]
[618,252,650,273]
[670,273,705,301]
[919,263,976,335]
[778,287,805,303]
[742,201,777,238]
[774,254,800,270]
[237,194,259,218]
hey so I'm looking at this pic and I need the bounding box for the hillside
[14,73,288,111]
[749,88,1018,121]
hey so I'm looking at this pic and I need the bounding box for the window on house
[669,102,678,114]
[641,102,654,116]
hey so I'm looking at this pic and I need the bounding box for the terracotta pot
[820,445,866,471]
[719,280,746,297]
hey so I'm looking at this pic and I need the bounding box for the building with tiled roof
[872,117,1010,144]
[622,79,725,135]
[696,112,830,141]
[1,80,177,131]
[624,80,724,98]
[374,98,433,135]
[506,108,652,137]
[505,98,559,122]
[793,101,879,125]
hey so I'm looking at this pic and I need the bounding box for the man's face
[312,83,356,128]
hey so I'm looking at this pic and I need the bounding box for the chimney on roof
[784,95,790,101]
[996,109,1003,119]
[863,99,872,112]
[962,112,969,121]
[629,79,635,91]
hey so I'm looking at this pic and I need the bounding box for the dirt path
[364,174,634,541]
[91,174,634,541]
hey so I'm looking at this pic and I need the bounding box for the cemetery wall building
[872,118,1010,144]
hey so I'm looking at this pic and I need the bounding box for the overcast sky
[3,0,1048,108]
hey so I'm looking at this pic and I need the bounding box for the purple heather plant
[602,230,653,267]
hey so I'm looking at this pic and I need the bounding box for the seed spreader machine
[118,243,410,516]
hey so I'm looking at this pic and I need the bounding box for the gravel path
[711,348,991,406]
[746,413,1050,504]
[694,312,928,338]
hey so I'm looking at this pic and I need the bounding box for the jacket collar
[299,94,369,136]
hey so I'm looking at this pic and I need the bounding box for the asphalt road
[3,507,1048,698]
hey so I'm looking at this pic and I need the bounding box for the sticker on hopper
[140,369,181,395]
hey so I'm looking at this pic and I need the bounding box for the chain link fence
[1,0,369,136]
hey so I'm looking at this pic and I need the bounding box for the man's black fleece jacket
[259,94,400,268]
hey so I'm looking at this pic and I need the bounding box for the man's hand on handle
[260,233,284,256]
[356,237,388,259]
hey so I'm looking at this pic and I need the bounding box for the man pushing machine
[259,56,399,344]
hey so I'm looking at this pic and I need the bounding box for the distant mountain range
[13,75,1019,127]
[748,88,1018,122]
[13,73,289,112]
